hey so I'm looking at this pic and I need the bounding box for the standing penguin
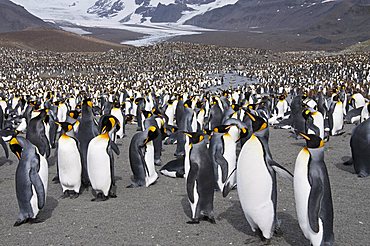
[328,95,344,136]
[294,133,334,246]
[345,118,370,177]
[87,115,120,201]
[56,122,81,198]
[26,109,50,157]
[77,99,98,188]
[10,136,48,226]
[184,132,215,224]
[209,119,248,194]
[127,125,159,188]
[236,112,293,241]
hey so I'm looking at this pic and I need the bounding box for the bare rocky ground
[0,123,368,245]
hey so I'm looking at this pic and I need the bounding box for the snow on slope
[11,0,221,45]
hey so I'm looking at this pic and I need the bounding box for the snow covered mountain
[8,0,370,46]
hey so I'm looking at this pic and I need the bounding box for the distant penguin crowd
[0,43,370,246]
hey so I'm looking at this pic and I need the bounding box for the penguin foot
[14,218,29,227]
[70,192,79,199]
[91,193,109,202]
[357,171,369,178]
[52,175,60,184]
[274,227,283,237]
[186,219,200,224]
[204,216,216,224]
[29,218,43,224]
[60,191,70,199]
[126,183,139,188]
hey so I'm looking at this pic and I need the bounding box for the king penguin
[184,132,215,224]
[10,136,48,226]
[236,112,293,242]
[127,125,159,188]
[26,109,50,157]
[345,117,370,177]
[294,133,334,246]
[87,115,120,201]
[77,99,98,188]
[56,122,82,198]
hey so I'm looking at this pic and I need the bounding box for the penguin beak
[246,112,256,122]
[299,133,311,141]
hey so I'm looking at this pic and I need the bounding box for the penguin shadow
[277,212,309,246]
[334,156,355,174]
[180,196,192,219]
[0,156,13,166]
[37,196,59,223]
[217,200,255,238]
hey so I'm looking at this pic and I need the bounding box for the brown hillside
[0,28,128,52]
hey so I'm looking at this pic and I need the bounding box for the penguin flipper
[308,176,323,233]
[186,162,199,203]
[214,151,228,183]
[29,166,45,209]
[110,140,120,155]
[0,136,9,158]
[222,168,237,198]
[139,146,150,176]
[270,160,293,180]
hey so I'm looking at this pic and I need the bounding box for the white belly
[312,113,324,139]
[58,137,82,192]
[237,135,274,239]
[111,108,124,138]
[144,141,158,187]
[294,148,323,245]
[189,180,199,219]
[87,137,111,196]
[219,136,237,189]
[332,103,343,135]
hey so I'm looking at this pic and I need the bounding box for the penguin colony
[0,43,369,245]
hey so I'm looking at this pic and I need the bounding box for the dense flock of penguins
[0,44,370,246]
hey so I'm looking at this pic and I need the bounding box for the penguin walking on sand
[56,122,81,198]
[236,112,293,242]
[87,115,120,201]
[127,125,159,188]
[184,132,215,224]
[10,136,48,226]
[294,133,334,246]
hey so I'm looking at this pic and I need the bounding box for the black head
[245,111,267,132]
[83,98,93,108]
[100,115,120,134]
[142,110,153,119]
[56,122,74,133]
[184,99,192,108]
[184,132,205,145]
[299,133,324,149]
[213,125,231,134]
[9,137,22,160]
[302,109,312,120]
[68,110,80,119]
[231,104,240,111]
[144,126,159,144]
